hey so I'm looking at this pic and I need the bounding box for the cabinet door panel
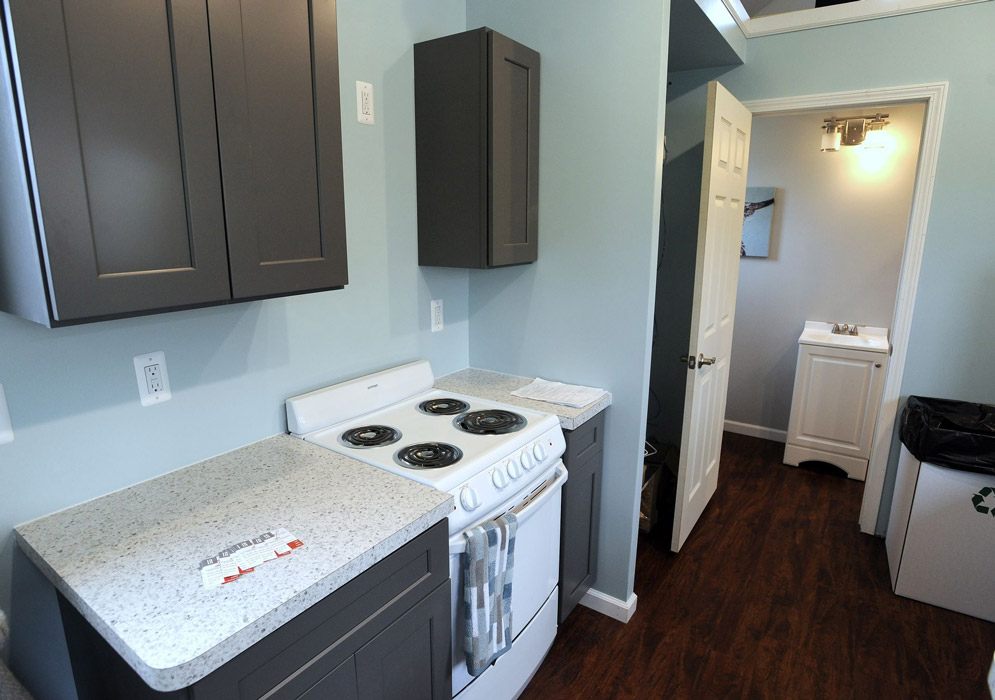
[8,0,230,321]
[786,346,887,458]
[298,656,359,700]
[488,31,539,267]
[209,0,347,299]
[356,583,451,700]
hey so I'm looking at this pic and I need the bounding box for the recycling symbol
[971,487,995,516]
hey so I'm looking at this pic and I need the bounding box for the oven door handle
[448,465,568,555]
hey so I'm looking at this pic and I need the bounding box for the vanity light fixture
[820,113,889,151]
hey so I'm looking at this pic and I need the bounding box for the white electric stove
[286,361,567,700]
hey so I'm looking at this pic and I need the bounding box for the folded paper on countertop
[510,378,608,409]
[199,528,303,589]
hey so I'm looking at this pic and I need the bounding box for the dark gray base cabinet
[414,27,539,269]
[558,410,606,624]
[58,521,452,700]
[0,0,347,327]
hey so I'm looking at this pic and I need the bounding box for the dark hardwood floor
[523,432,995,700]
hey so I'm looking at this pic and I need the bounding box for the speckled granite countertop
[14,434,453,692]
[435,368,611,431]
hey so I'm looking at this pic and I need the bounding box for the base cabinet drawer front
[58,521,450,700]
[786,344,887,459]
[558,410,606,623]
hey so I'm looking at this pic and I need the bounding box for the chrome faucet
[831,322,860,336]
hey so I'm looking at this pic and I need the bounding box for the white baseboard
[578,588,638,623]
[724,420,787,443]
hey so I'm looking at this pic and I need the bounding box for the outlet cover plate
[133,351,172,407]
[431,299,443,332]
[0,384,12,445]
[356,81,374,125]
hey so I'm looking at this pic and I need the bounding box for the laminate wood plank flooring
[523,432,995,700]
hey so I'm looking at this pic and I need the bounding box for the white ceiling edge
[721,0,990,37]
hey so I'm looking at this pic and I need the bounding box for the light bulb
[863,126,888,149]
[821,130,841,152]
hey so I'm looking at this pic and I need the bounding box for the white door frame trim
[742,82,948,535]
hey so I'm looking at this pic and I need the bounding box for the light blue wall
[465,0,671,603]
[0,1,468,694]
[719,1,995,531]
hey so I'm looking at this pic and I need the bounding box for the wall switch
[0,384,13,445]
[356,81,375,125]
[431,299,444,333]
[133,351,172,407]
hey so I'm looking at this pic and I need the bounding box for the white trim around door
[742,82,948,535]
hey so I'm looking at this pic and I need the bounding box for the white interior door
[672,81,752,552]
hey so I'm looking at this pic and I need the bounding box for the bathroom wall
[725,102,925,436]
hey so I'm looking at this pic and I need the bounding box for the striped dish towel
[463,511,518,676]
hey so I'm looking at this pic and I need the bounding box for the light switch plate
[356,81,374,125]
[0,384,13,445]
[133,351,172,407]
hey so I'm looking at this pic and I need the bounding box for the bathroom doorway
[646,83,947,543]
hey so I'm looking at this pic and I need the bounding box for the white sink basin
[799,321,889,353]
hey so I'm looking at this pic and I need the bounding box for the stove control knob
[521,451,536,471]
[460,486,480,512]
[532,442,546,461]
[491,468,509,490]
[507,459,523,480]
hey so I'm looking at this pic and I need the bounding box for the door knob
[698,354,716,366]
[680,354,696,369]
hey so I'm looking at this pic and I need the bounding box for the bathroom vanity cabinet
[783,340,888,480]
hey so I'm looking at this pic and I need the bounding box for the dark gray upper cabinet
[0,0,347,327]
[414,28,539,269]
[208,0,348,299]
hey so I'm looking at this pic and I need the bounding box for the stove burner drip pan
[455,409,527,435]
[340,425,401,448]
[396,442,464,469]
[418,398,470,415]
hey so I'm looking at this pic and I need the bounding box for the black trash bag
[899,396,995,476]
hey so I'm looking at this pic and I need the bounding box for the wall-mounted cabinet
[0,0,347,328]
[414,27,539,269]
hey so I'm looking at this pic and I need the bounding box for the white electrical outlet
[431,299,444,332]
[133,351,172,407]
[356,81,374,125]
[0,384,13,445]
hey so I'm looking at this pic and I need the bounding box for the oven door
[448,462,567,697]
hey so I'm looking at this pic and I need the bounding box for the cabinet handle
[874,362,882,368]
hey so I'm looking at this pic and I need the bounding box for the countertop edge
[15,498,454,691]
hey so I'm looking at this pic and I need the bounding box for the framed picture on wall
[742,187,775,258]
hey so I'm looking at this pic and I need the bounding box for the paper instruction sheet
[510,377,608,408]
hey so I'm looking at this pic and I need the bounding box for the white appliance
[286,361,567,699]
[886,445,995,622]
[783,321,889,480]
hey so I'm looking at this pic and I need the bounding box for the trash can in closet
[886,396,995,622]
